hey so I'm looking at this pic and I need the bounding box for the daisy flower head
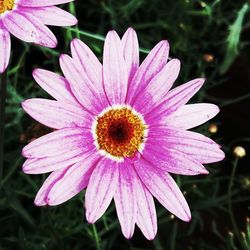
[0,0,77,73]
[22,28,225,240]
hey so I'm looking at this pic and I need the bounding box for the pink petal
[23,151,92,174]
[121,27,139,83]
[22,127,93,158]
[34,167,69,206]
[22,98,93,129]
[165,103,220,129]
[17,6,77,26]
[32,69,78,104]
[19,12,57,48]
[59,54,107,114]
[126,40,169,104]
[146,126,224,165]
[103,30,128,105]
[17,0,74,7]
[135,177,157,240]
[70,39,108,106]
[145,78,204,122]
[134,158,191,221]
[0,25,11,73]
[85,158,119,223]
[2,11,39,43]
[133,59,180,113]
[114,162,137,239]
[47,153,100,205]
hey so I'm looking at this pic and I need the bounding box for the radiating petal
[22,128,93,158]
[121,27,139,82]
[126,40,169,104]
[103,30,128,104]
[22,98,93,129]
[19,12,57,48]
[32,69,78,104]
[136,177,157,240]
[114,162,137,239]
[22,149,95,174]
[34,167,69,206]
[17,0,74,7]
[70,39,103,90]
[133,59,180,113]
[145,78,204,122]
[165,103,220,129]
[2,11,39,43]
[59,54,107,114]
[135,158,191,221]
[146,126,224,165]
[0,25,11,73]
[47,153,100,205]
[17,6,77,26]
[85,158,119,223]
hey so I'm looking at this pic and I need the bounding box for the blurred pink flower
[22,28,225,240]
[0,0,77,73]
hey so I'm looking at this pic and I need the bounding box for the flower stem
[0,70,7,180]
[228,158,244,248]
[92,224,101,250]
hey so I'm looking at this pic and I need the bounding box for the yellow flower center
[95,107,146,159]
[0,0,14,14]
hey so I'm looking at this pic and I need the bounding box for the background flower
[0,0,77,73]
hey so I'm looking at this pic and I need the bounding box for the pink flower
[22,28,225,240]
[0,0,77,73]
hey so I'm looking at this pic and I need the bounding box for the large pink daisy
[0,0,77,73]
[22,28,225,240]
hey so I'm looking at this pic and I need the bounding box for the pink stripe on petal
[59,54,106,114]
[126,40,169,104]
[145,78,204,122]
[103,30,128,105]
[133,59,180,113]
[146,126,224,165]
[17,0,74,7]
[70,39,109,106]
[0,25,11,73]
[32,69,78,104]
[121,27,139,83]
[22,98,93,129]
[22,127,93,158]
[34,167,69,206]
[134,158,191,222]
[47,153,100,206]
[114,162,137,239]
[135,175,157,240]
[22,150,92,174]
[2,11,39,43]
[143,145,209,175]
[85,158,119,223]
[17,6,77,26]
[165,103,220,129]
[19,12,57,48]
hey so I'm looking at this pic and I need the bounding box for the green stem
[228,158,244,248]
[92,224,101,250]
[0,70,7,181]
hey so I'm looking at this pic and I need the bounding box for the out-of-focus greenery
[1,0,250,249]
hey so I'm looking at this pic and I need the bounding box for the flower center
[95,107,146,159]
[0,0,14,14]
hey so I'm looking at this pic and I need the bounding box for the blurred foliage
[1,0,250,249]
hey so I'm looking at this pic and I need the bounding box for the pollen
[0,0,15,14]
[95,107,146,159]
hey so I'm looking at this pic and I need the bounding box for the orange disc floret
[0,0,15,14]
[95,108,146,158]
